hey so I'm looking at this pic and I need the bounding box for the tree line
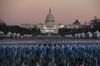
[0,20,41,35]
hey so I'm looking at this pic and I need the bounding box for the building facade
[64,20,82,29]
[38,8,63,34]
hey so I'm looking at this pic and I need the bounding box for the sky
[0,0,100,25]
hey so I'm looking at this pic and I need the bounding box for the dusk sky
[0,0,100,25]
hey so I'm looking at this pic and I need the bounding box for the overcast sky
[0,0,100,25]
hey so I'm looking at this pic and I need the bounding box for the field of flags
[0,40,100,66]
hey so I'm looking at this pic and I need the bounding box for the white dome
[45,8,55,23]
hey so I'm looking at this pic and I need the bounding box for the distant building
[64,19,82,29]
[37,8,63,34]
[20,23,34,29]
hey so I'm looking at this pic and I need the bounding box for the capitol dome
[45,8,55,24]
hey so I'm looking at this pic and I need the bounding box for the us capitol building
[37,8,64,34]
[21,8,83,34]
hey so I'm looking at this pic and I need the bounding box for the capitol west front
[38,8,63,34]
